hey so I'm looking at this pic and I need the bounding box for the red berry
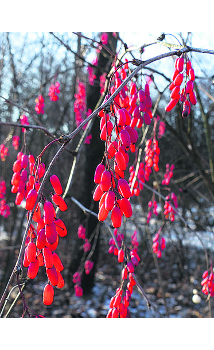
[43,284,54,305]
[115,151,127,171]
[174,73,183,86]
[26,242,37,263]
[105,190,115,211]
[43,247,53,268]
[118,249,125,263]
[165,98,179,112]
[46,265,58,286]
[100,171,111,192]
[50,175,63,195]
[94,164,105,184]
[44,201,55,225]
[56,271,65,289]
[118,178,131,199]
[98,203,109,222]
[176,57,184,72]
[36,228,46,249]
[27,258,39,279]
[52,194,67,211]
[117,198,132,218]
[93,184,104,201]
[52,252,64,271]
[54,218,67,237]
[45,223,58,244]
[111,206,122,228]
[25,189,38,211]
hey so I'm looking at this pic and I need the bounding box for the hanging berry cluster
[152,227,166,258]
[72,224,94,297]
[93,60,157,228]
[107,230,140,318]
[0,180,10,218]
[48,82,60,101]
[165,55,197,117]
[35,95,45,114]
[201,267,214,297]
[11,151,68,305]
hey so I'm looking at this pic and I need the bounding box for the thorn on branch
[132,58,144,66]
[157,33,165,41]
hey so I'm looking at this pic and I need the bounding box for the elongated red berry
[43,247,53,268]
[50,174,63,195]
[25,189,38,211]
[189,90,197,105]
[26,242,37,263]
[189,68,195,81]
[118,179,131,199]
[116,109,126,127]
[176,57,184,72]
[98,203,109,221]
[21,154,28,169]
[117,198,132,218]
[45,223,58,244]
[115,151,127,171]
[165,98,179,112]
[53,252,64,271]
[36,228,46,249]
[13,159,22,173]
[15,192,24,206]
[174,73,183,86]
[111,206,122,228]
[28,258,39,279]
[56,271,65,288]
[119,130,131,149]
[44,201,55,225]
[94,163,105,184]
[54,218,67,237]
[105,190,115,211]
[118,249,125,263]
[43,284,54,305]
[93,184,104,201]
[46,266,58,286]
[52,194,67,211]
[100,171,111,192]
[143,112,151,125]
[100,121,113,141]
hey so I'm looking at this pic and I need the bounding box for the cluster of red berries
[147,198,158,224]
[201,268,214,297]
[77,224,91,251]
[72,272,83,297]
[108,228,124,255]
[48,82,60,101]
[152,227,166,258]
[107,231,140,318]
[162,163,174,186]
[10,150,67,305]
[0,144,9,161]
[165,55,197,117]
[35,95,45,114]
[87,66,97,86]
[0,180,10,218]
[164,192,178,222]
[11,152,44,206]
[22,172,67,305]
[20,115,29,132]
[128,137,160,197]
[74,82,86,127]
[12,136,20,150]
[72,224,93,297]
